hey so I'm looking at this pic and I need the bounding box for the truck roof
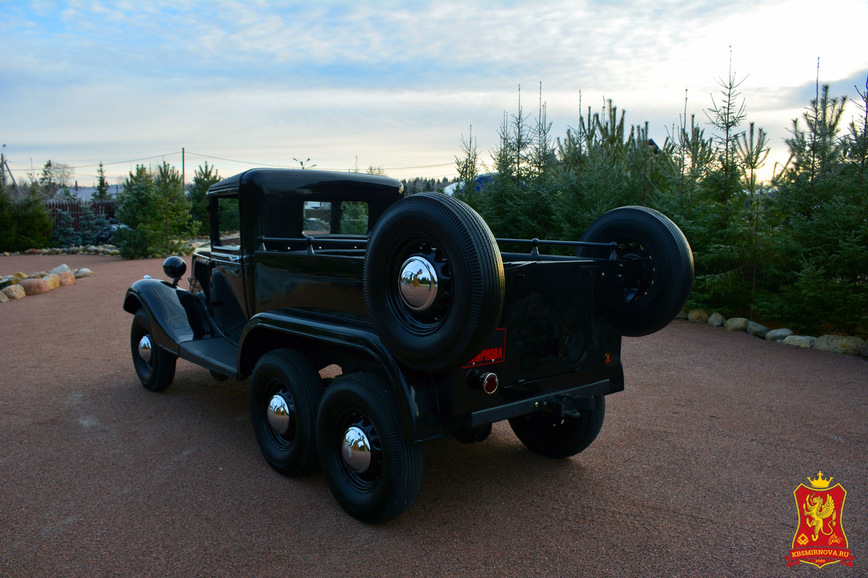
[207,168,404,201]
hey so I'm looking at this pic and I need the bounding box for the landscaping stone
[783,335,817,349]
[708,312,726,327]
[58,272,76,286]
[724,317,748,331]
[747,321,769,338]
[765,328,794,342]
[49,264,73,276]
[3,284,26,300]
[18,278,50,296]
[0,291,7,303]
[688,308,709,323]
[43,274,60,290]
[74,268,94,279]
[813,335,866,357]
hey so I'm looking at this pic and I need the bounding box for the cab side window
[339,201,369,235]
[214,196,241,248]
[303,201,330,235]
[302,200,369,236]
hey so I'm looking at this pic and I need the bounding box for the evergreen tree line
[0,161,221,258]
[453,77,868,336]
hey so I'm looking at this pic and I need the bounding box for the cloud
[2,0,867,184]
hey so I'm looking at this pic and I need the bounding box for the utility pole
[182,147,185,192]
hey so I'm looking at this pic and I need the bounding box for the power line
[185,150,454,172]
[4,149,458,183]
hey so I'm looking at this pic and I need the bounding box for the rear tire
[250,349,322,477]
[316,373,423,523]
[509,396,605,458]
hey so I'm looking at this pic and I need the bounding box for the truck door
[209,194,248,342]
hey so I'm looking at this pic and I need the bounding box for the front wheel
[316,373,423,523]
[130,309,176,391]
[508,396,605,458]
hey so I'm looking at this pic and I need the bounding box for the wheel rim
[267,393,293,436]
[137,334,153,367]
[263,381,296,447]
[614,240,655,305]
[385,235,454,332]
[336,411,383,491]
[398,256,438,312]
[341,425,372,473]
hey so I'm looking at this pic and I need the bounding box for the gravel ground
[1,254,866,576]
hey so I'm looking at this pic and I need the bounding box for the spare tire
[580,206,693,337]
[364,193,505,372]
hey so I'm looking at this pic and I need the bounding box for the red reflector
[482,373,499,395]
[604,353,612,364]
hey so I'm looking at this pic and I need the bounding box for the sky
[2,0,867,190]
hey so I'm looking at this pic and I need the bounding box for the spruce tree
[188,162,221,235]
[93,162,111,201]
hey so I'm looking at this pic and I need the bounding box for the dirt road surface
[1,254,866,576]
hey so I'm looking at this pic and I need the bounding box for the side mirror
[163,256,187,287]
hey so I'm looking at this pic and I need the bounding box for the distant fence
[43,199,118,230]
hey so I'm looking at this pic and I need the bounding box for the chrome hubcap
[399,256,438,311]
[267,394,291,435]
[341,425,372,473]
[138,335,152,364]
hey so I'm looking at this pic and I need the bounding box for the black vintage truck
[123,169,693,523]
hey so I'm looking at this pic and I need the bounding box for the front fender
[123,279,209,354]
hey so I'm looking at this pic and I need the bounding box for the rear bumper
[463,369,623,427]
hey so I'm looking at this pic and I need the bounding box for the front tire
[508,396,605,458]
[250,349,323,477]
[316,373,423,523]
[130,309,176,391]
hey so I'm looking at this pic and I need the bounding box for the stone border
[1,244,121,257]
[0,264,94,303]
[681,308,868,358]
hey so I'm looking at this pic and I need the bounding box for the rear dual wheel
[250,349,323,477]
[316,373,423,524]
[250,352,421,523]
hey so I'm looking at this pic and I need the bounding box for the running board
[178,337,238,378]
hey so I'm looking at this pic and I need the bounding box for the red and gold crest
[787,471,854,568]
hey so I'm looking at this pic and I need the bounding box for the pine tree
[188,162,221,235]
[93,162,111,201]
[114,163,193,258]
[149,162,192,256]
[454,126,480,201]
[115,165,155,258]
[762,82,868,333]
